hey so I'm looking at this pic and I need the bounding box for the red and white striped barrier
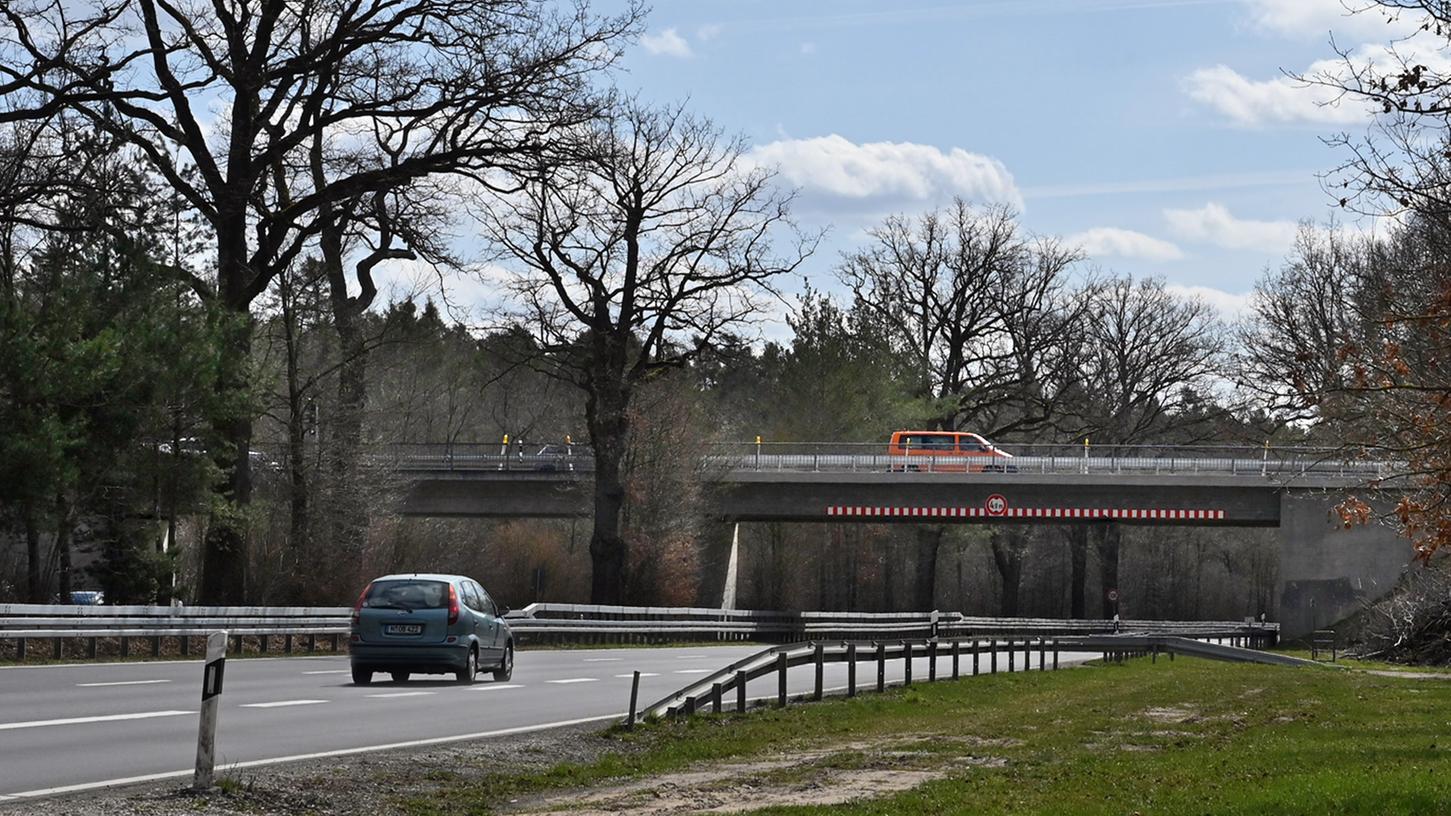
[824,505,1227,521]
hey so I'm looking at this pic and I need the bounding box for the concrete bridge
[390,443,1413,639]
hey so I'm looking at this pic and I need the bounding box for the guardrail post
[193,631,227,790]
[15,636,24,661]
[736,670,747,712]
[1152,645,1158,663]
[990,639,998,674]
[52,637,62,660]
[928,640,937,682]
[777,651,788,708]
[712,682,723,714]
[1023,637,1030,668]
[627,670,640,730]
[813,642,824,701]
[87,636,97,660]
[972,640,980,676]
[902,640,912,686]
[1038,638,1045,671]
[876,641,885,692]
[683,696,696,717]
[259,634,268,654]
[847,642,857,697]
[180,635,190,658]
[152,635,162,657]
[1053,640,1060,670]
[1007,639,1015,673]
[307,633,317,653]
[120,636,129,659]
[952,640,960,679]
[285,634,294,654]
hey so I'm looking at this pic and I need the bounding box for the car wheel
[455,647,477,684]
[351,667,372,686]
[391,671,410,683]
[493,643,514,682]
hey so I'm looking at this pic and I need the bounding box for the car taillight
[351,585,370,626]
[447,584,460,625]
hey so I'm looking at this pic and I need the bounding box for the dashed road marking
[303,670,350,675]
[470,684,524,691]
[240,700,329,709]
[366,691,435,699]
[674,669,712,675]
[545,678,598,685]
[75,679,171,688]
[582,657,622,662]
[0,711,192,731]
[615,673,659,678]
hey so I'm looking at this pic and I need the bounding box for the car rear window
[363,580,449,610]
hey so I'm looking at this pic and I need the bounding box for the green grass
[1273,648,1451,673]
[398,657,1451,815]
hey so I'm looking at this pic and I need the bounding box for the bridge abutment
[1276,491,1410,640]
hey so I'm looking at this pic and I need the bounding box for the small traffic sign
[985,494,1009,516]
[1107,588,1119,602]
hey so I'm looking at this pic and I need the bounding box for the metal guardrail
[385,441,1396,480]
[0,601,1279,660]
[637,630,1304,724]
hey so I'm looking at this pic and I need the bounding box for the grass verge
[398,657,1451,815]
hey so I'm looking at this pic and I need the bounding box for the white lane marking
[75,679,171,688]
[470,684,523,691]
[0,713,625,801]
[674,655,707,659]
[582,657,622,662]
[366,691,435,699]
[0,710,192,731]
[615,672,659,678]
[303,670,350,675]
[674,669,712,675]
[240,699,329,709]
[545,677,598,684]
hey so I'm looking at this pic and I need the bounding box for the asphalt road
[0,644,1097,802]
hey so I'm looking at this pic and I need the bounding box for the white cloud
[1182,63,1368,126]
[1164,202,1298,253]
[747,134,1022,208]
[1241,0,1414,39]
[1185,37,1451,127]
[1166,284,1255,319]
[1069,227,1185,262]
[697,23,723,41]
[640,28,692,58]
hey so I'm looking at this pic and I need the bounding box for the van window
[901,433,954,450]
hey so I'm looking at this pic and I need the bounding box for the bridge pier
[721,523,741,610]
[1276,492,1410,640]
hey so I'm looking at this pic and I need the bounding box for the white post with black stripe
[193,630,228,790]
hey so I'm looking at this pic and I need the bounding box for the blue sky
[594,0,1415,318]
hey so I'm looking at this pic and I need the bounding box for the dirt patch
[1141,706,1198,723]
[508,736,1001,816]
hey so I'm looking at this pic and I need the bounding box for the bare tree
[1062,276,1227,617]
[0,0,638,601]
[481,101,812,603]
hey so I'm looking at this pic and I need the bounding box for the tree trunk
[1095,524,1121,618]
[198,227,253,605]
[1065,525,1088,618]
[24,499,44,603]
[989,528,1023,617]
[329,311,369,566]
[55,492,72,601]
[586,377,631,604]
[914,525,945,609]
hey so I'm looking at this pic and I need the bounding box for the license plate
[385,624,422,635]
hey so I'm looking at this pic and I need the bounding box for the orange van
[887,430,1015,472]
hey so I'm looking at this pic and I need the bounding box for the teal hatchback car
[348,574,514,685]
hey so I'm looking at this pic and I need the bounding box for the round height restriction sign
[1107,589,1119,602]
[985,494,1009,516]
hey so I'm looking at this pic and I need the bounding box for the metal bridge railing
[383,441,1396,480]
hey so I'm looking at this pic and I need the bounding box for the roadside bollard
[876,641,886,692]
[627,671,641,730]
[1008,639,1015,673]
[193,631,228,790]
[903,641,912,686]
[777,651,788,708]
[813,643,824,701]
